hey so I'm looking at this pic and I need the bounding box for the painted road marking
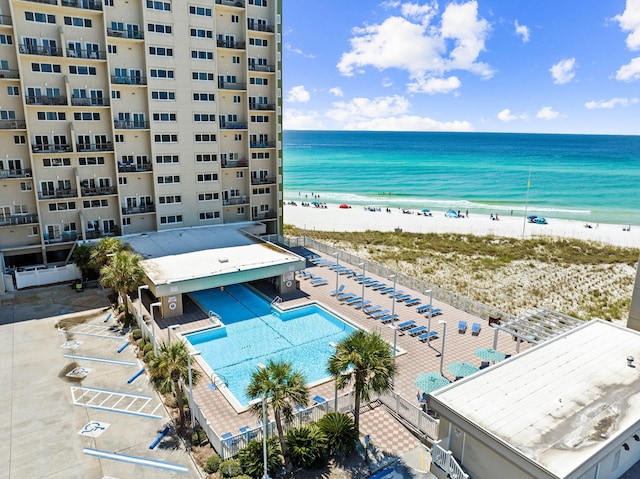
[64,354,136,366]
[79,421,110,437]
[71,386,163,419]
[58,323,125,340]
[67,367,92,379]
[61,339,83,349]
[83,448,189,474]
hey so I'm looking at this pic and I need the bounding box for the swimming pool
[185,284,357,407]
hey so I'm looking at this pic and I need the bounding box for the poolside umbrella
[447,362,480,378]
[475,348,506,362]
[414,373,450,394]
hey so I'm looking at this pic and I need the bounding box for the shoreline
[283,203,640,249]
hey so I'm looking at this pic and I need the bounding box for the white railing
[377,390,439,440]
[432,441,469,478]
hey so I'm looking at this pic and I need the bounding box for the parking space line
[64,354,136,366]
[71,387,163,419]
[83,448,189,474]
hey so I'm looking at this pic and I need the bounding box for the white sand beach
[284,203,640,248]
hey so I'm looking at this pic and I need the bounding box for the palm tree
[90,237,128,270]
[327,330,396,433]
[71,244,94,281]
[148,341,201,426]
[99,250,144,314]
[246,359,309,461]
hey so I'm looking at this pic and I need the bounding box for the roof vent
[218,257,229,263]
[628,356,635,367]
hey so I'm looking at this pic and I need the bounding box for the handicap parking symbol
[79,421,110,438]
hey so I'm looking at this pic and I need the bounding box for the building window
[111,90,121,99]
[7,86,19,96]
[119,177,128,186]
[153,113,177,122]
[193,93,215,102]
[150,69,174,79]
[149,46,173,57]
[189,5,212,16]
[155,155,179,164]
[252,152,270,159]
[14,135,26,144]
[196,153,216,162]
[249,38,268,47]
[104,0,114,7]
[199,211,219,220]
[79,156,105,166]
[250,77,269,85]
[233,95,241,103]
[73,112,100,121]
[43,158,71,167]
[69,65,97,75]
[157,175,180,184]
[0,34,13,45]
[25,12,56,24]
[146,1,171,11]
[190,28,213,39]
[83,199,109,208]
[21,181,33,191]
[160,215,183,224]
[253,187,271,194]
[237,207,245,214]
[64,16,92,27]
[197,173,218,182]
[37,111,66,121]
[251,115,270,123]
[234,134,242,141]
[154,134,178,143]
[151,91,176,100]
[114,134,124,143]
[0,110,16,120]
[195,134,216,142]
[192,71,215,81]
[232,56,240,64]
[48,201,77,211]
[158,195,181,204]
[148,23,172,34]
[191,50,214,60]
[108,45,117,54]
[31,63,62,73]
[198,192,219,201]
[193,113,215,122]
[236,171,244,178]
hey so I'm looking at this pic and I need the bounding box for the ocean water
[283,131,640,226]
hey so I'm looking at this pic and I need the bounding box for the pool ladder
[270,296,282,306]
[211,372,228,389]
[208,310,222,324]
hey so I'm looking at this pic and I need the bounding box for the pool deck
[148,248,530,464]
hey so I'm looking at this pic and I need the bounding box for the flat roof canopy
[430,320,640,478]
[124,223,305,296]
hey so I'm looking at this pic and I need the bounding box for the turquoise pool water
[186,284,357,406]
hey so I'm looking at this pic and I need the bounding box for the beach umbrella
[527,215,537,220]
[475,348,506,362]
[414,372,450,394]
[339,204,349,209]
[421,208,431,213]
[311,201,319,206]
[447,362,480,378]
[445,209,458,218]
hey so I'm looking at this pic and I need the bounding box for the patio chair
[330,284,345,296]
[363,304,383,314]
[395,294,412,302]
[417,304,432,313]
[313,395,327,404]
[221,431,239,446]
[458,321,467,333]
[404,297,421,306]
[365,281,382,288]
[408,325,427,337]
[370,309,390,319]
[397,320,416,331]
[353,300,372,309]
[337,292,357,301]
[379,314,399,324]
[345,296,363,305]
[240,425,257,440]
[471,322,481,336]
[430,308,443,316]
[389,290,405,298]
[418,331,438,342]
[370,283,387,290]
[311,278,328,286]
[379,287,395,295]
[355,277,373,284]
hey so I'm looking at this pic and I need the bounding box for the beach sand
[284,203,640,248]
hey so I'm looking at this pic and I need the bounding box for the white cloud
[497,109,527,122]
[616,57,640,81]
[285,85,310,103]
[408,76,461,94]
[326,95,411,122]
[342,115,473,132]
[382,77,394,87]
[550,58,577,84]
[283,109,325,130]
[584,97,639,109]
[614,0,640,51]
[536,106,560,119]
[284,43,315,59]
[328,87,344,97]
[514,20,530,43]
[336,1,491,94]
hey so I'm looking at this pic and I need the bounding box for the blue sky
[282,0,640,135]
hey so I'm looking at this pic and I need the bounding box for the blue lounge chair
[405,298,421,306]
[337,292,357,301]
[370,309,391,319]
[355,277,373,284]
[362,279,378,286]
[313,395,326,404]
[353,300,372,309]
[408,325,427,337]
[339,269,353,275]
[363,304,383,314]
[330,284,345,296]
[398,320,416,331]
[311,278,328,286]
[389,290,405,298]
[395,294,412,302]
[416,304,432,313]
[458,320,467,333]
[471,322,481,335]
[379,287,394,295]
[430,308,443,316]
[418,331,438,342]
[345,296,363,305]
[352,273,365,280]
[221,431,239,446]
[379,314,399,323]
[371,283,387,291]
[365,281,381,288]
[240,425,257,440]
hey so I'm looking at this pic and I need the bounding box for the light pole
[333,251,339,293]
[425,289,433,349]
[137,284,149,337]
[150,301,162,355]
[188,351,201,428]
[253,363,271,479]
[358,262,365,306]
[329,341,338,411]
[388,274,397,318]
[168,324,180,345]
[438,320,447,375]
[387,324,398,386]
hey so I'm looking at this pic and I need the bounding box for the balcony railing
[223,196,249,206]
[248,23,274,33]
[216,0,245,7]
[250,141,276,148]
[61,0,102,10]
[113,120,150,129]
[24,0,57,5]
[111,75,147,85]
[251,176,276,186]
[117,163,152,173]
[249,103,275,111]
[252,211,276,221]
[84,227,121,240]
[67,49,106,60]
[218,81,246,90]
[32,144,72,153]
[0,70,20,79]
[0,214,38,227]
[121,204,155,215]
[38,188,77,199]
[71,97,109,106]
[0,120,26,129]
[0,168,32,179]
[81,185,117,196]
[0,15,13,26]
[107,28,143,40]
[221,159,248,168]
[217,40,246,50]
[220,122,247,130]
[77,142,113,152]
[248,64,275,73]
[19,45,63,57]
[26,95,67,106]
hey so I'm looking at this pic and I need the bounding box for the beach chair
[379,287,394,295]
[395,294,412,302]
[471,322,481,336]
[379,314,399,324]
[362,279,378,286]
[355,277,373,284]
[339,269,353,275]
[345,296,363,305]
[398,320,417,331]
[458,320,467,333]
[370,309,390,319]
[363,304,383,314]
[353,300,372,309]
[313,395,327,404]
[240,425,257,440]
[365,281,381,288]
[416,304,432,314]
[330,284,345,296]
[405,297,421,306]
[389,290,405,298]
[370,283,387,291]
[311,278,328,286]
[408,325,427,337]
[352,273,365,280]
[337,292,357,301]
[418,331,438,342]
[221,431,239,446]
[430,308,443,316]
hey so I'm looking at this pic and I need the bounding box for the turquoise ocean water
[283,131,640,226]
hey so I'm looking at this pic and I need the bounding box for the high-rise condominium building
[0,0,282,270]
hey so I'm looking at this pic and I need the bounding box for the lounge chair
[352,273,365,280]
[380,314,399,323]
[371,283,387,291]
[365,281,382,288]
[379,287,395,295]
[408,325,427,337]
[362,279,378,286]
[240,425,257,440]
[353,300,372,309]
[395,294,412,302]
[355,277,373,284]
[370,309,391,319]
[405,298,421,306]
[471,322,481,335]
[418,331,438,342]
[398,320,417,331]
[363,304,383,314]
[337,292,357,301]
[311,278,328,286]
[313,395,327,404]
[221,431,239,446]
[416,304,432,313]
[458,320,467,333]
[339,269,353,275]
[389,290,405,298]
[330,284,345,296]
[345,296,363,305]
[430,308,443,316]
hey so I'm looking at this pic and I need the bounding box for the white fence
[14,264,80,289]
[377,390,439,441]
[432,441,469,478]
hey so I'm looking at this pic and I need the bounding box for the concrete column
[628,259,640,331]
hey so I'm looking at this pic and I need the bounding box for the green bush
[203,454,221,474]
[238,438,282,479]
[219,458,242,478]
[285,424,328,469]
[191,427,208,446]
[143,342,154,354]
[143,350,156,363]
[132,328,142,340]
[232,475,253,479]
[317,412,358,456]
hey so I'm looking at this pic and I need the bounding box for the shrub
[143,350,156,363]
[285,424,327,469]
[203,454,221,474]
[191,427,208,446]
[143,342,154,354]
[237,438,282,479]
[317,412,358,456]
[233,475,253,479]
[218,458,242,478]
[132,329,142,340]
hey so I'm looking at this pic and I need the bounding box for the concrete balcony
[76,142,113,152]
[38,188,77,199]
[223,196,249,206]
[0,15,12,25]
[0,70,19,79]
[0,120,26,129]
[251,176,276,186]
[250,141,276,148]
[71,97,109,106]
[61,0,102,10]
[215,0,245,7]
[113,120,150,129]
[81,185,117,196]
[118,162,152,173]
[221,158,248,168]
[19,45,63,57]
[219,122,247,130]
[248,64,275,73]
[121,204,155,215]
[67,49,106,60]
[218,81,246,91]
[216,39,246,50]
[0,214,39,227]
[24,0,57,5]
[26,95,67,106]
[0,168,32,179]
[248,23,274,33]
[111,75,147,85]
[249,103,275,111]
[107,28,143,40]
[32,144,72,153]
